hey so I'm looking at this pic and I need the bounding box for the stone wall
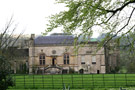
[29,44,106,74]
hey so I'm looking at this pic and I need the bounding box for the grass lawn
[8,74,135,89]
[8,88,135,90]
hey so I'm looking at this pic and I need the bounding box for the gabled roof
[34,35,74,45]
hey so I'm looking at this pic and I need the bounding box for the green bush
[127,61,135,73]
[69,68,75,74]
[16,63,28,74]
[0,56,14,90]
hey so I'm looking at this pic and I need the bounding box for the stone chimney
[29,34,35,47]
[30,34,35,40]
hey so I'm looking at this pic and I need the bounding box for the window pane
[92,56,96,62]
[92,56,96,64]
[67,54,69,58]
[40,56,42,59]
[81,62,85,64]
[43,60,45,65]
[63,54,70,64]
[40,60,42,65]
[92,62,96,64]
[43,56,45,59]
[67,60,69,64]
[81,56,85,64]
[39,54,45,65]
[64,60,66,64]
[64,54,66,58]
[81,55,85,62]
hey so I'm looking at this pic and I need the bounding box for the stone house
[28,34,106,74]
[9,47,29,74]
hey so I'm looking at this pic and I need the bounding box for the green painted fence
[8,74,135,89]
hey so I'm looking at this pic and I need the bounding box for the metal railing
[8,74,135,89]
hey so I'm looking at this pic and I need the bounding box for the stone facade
[28,34,106,74]
[9,48,29,74]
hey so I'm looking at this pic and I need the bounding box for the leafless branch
[1,24,18,48]
[0,16,24,56]
[103,8,135,46]
[11,30,24,47]
[106,0,135,13]
[95,0,135,25]
[1,16,13,41]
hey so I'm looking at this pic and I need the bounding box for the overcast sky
[0,0,67,35]
[0,0,100,37]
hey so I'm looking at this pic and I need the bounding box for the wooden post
[14,61,16,74]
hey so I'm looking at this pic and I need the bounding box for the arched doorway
[79,69,84,74]
[52,57,56,66]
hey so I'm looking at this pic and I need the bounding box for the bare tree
[0,16,24,57]
[0,16,23,90]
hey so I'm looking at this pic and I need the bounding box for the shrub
[69,68,75,74]
[0,56,14,90]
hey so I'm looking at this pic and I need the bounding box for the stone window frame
[39,53,45,65]
[63,53,70,64]
[92,55,96,64]
[81,55,85,64]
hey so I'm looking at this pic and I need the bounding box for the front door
[97,70,100,74]
[52,58,56,66]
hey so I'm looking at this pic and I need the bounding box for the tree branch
[1,25,17,48]
[104,8,135,46]
[106,0,135,13]
[1,16,13,41]
[94,0,135,26]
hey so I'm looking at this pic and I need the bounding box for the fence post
[71,74,73,88]
[114,74,116,88]
[42,74,44,89]
[24,74,25,89]
[14,74,16,89]
[125,73,127,86]
[61,74,64,87]
[33,74,35,88]
[103,74,105,88]
[81,74,84,88]
[52,75,54,89]
[92,74,94,88]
